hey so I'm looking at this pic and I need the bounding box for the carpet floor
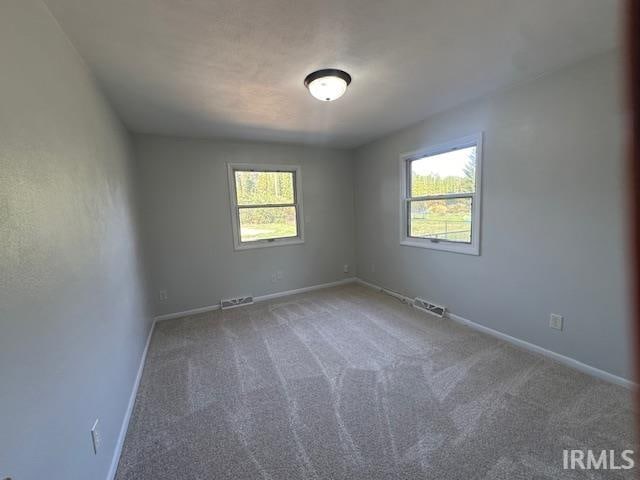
[115,284,636,479]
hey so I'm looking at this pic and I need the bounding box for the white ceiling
[44,0,620,148]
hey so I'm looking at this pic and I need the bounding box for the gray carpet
[115,284,636,479]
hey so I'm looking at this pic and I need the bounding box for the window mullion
[237,203,297,209]
[408,193,474,202]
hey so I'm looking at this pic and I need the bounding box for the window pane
[410,146,476,197]
[409,198,472,243]
[235,170,295,205]
[239,206,297,242]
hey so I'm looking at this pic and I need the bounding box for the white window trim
[227,163,305,251]
[399,133,483,255]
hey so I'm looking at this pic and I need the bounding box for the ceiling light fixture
[304,69,352,102]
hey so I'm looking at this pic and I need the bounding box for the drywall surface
[354,51,633,380]
[134,135,355,316]
[0,2,152,479]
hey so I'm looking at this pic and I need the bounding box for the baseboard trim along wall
[355,278,635,389]
[355,278,414,305]
[154,303,221,322]
[153,277,358,322]
[107,320,156,480]
[253,277,357,302]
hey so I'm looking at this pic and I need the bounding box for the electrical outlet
[90,419,101,454]
[370,263,376,273]
[159,289,168,301]
[276,271,283,280]
[343,264,349,273]
[549,313,563,331]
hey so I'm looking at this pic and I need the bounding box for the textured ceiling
[44,0,620,148]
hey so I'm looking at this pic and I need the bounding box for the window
[400,133,482,255]
[227,163,304,250]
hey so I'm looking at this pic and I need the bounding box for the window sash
[233,169,298,206]
[405,195,474,245]
[230,166,303,247]
[234,205,300,243]
[405,147,477,199]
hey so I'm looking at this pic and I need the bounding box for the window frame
[227,163,305,250]
[399,133,483,255]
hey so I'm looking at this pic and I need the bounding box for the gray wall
[0,2,152,479]
[354,51,632,380]
[134,134,355,316]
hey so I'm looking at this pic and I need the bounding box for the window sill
[234,237,305,251]
[400,239,479,256]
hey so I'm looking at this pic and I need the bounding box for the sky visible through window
[411,146,476,179]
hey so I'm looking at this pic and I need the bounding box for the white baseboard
[107,319,156,480]
[154,303,221,322]
[355,278,413,304]
[254,277,356,302]
[153,277,357,322]
[355,278,635,389]
[446,312,634,389]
